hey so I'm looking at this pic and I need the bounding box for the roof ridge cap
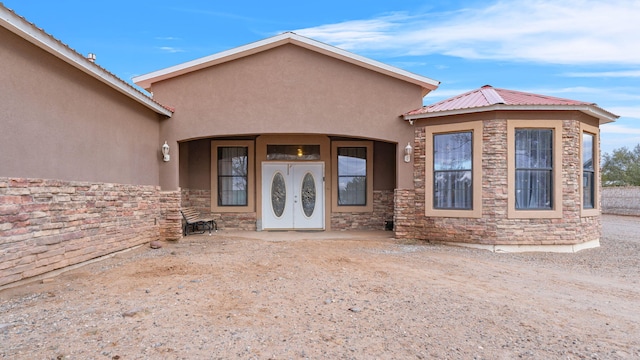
[479,85,505,105]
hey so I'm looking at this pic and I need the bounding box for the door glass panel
[271,172,286,218]
[301,172,316,217]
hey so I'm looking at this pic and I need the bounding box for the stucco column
[159,116,180,190]
[396,127,417,190]
[159,140,179,190]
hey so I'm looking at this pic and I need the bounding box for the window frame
[332,141,373,213]
[425,121,483,218]
[581,123,600,217]
[211,140,255,213]
[507,120,562,219]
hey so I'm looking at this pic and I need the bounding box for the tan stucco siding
[150,44,423,189]
[0,27,162,185]
[152,44,422,139]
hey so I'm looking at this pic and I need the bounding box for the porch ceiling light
[404,142,413,163]
[162,141,170,162]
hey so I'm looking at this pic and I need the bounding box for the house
[0,4,617,288]
[132,31,438,233]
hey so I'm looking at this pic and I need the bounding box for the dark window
[217,147,248,206]
[515,129,553,210]
[583,133,595,209]
[337,147,366,206]
[433,131,473,209]
[267,145,320,160]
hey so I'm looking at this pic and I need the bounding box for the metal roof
[133,32,440,96]
[0,4,173,117]
[404,85,618,124]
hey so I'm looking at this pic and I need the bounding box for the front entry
[262,162,325,230]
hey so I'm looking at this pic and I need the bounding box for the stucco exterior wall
[396,112,602,249]
[149,44,422,190]
[0,27,178,288]
[0,27,163,186]
[602,187,640,216]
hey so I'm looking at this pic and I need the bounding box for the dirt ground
[1,215,639,359]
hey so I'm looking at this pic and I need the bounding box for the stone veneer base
[0,244,144,292]
[0,177,182,287]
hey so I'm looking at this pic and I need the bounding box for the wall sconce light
[162,141,170,162]
[404,142,413,163]
[297,147,303,158]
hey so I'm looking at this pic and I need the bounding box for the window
[581,123,599,216]
[267,145,321,160]
[218,147,248,206]
[337,147,367,206]
[514,129,553,210]
[433,131,473,209]
[582,132,595,209]
[211,140,255,212]
[425,121,482,218]
[332,141,373,212]
[507,120,562,219]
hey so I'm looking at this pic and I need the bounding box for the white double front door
[261,162,324,230]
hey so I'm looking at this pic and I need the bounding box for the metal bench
[180,208,217,236]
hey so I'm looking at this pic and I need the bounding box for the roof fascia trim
[133,32,440,94]
[133,34,293,90]
[0,6,172,117]
[404,104,619,125]
[287,34,440,93]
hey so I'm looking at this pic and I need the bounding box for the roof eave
[133,32,440,94]
[404,104,619,125]
[0,6,172,117]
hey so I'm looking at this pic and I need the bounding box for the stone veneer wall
[331,190,394,230]
[181,188,393,231]
[159,189,182,241]
[181,189,257,230]
[602,187,640,216]
[0,177,183,287]
[395,119,601,247]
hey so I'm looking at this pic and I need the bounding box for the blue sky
[4,0,639,155]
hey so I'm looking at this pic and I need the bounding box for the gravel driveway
[1,214,639,359]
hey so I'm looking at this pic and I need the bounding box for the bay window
[433,131,473,209]
[425,121,482,218]
[581,123,599,216]
[514,129,553,210]
[507,120,562,219]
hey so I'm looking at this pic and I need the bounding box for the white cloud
[563,70,640,78]
[518,86,640,104]
[604,106,640,119]
[601,124,640,135]
[159,46,184,53]
[294,0,640,65]
[425,87,473,100]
